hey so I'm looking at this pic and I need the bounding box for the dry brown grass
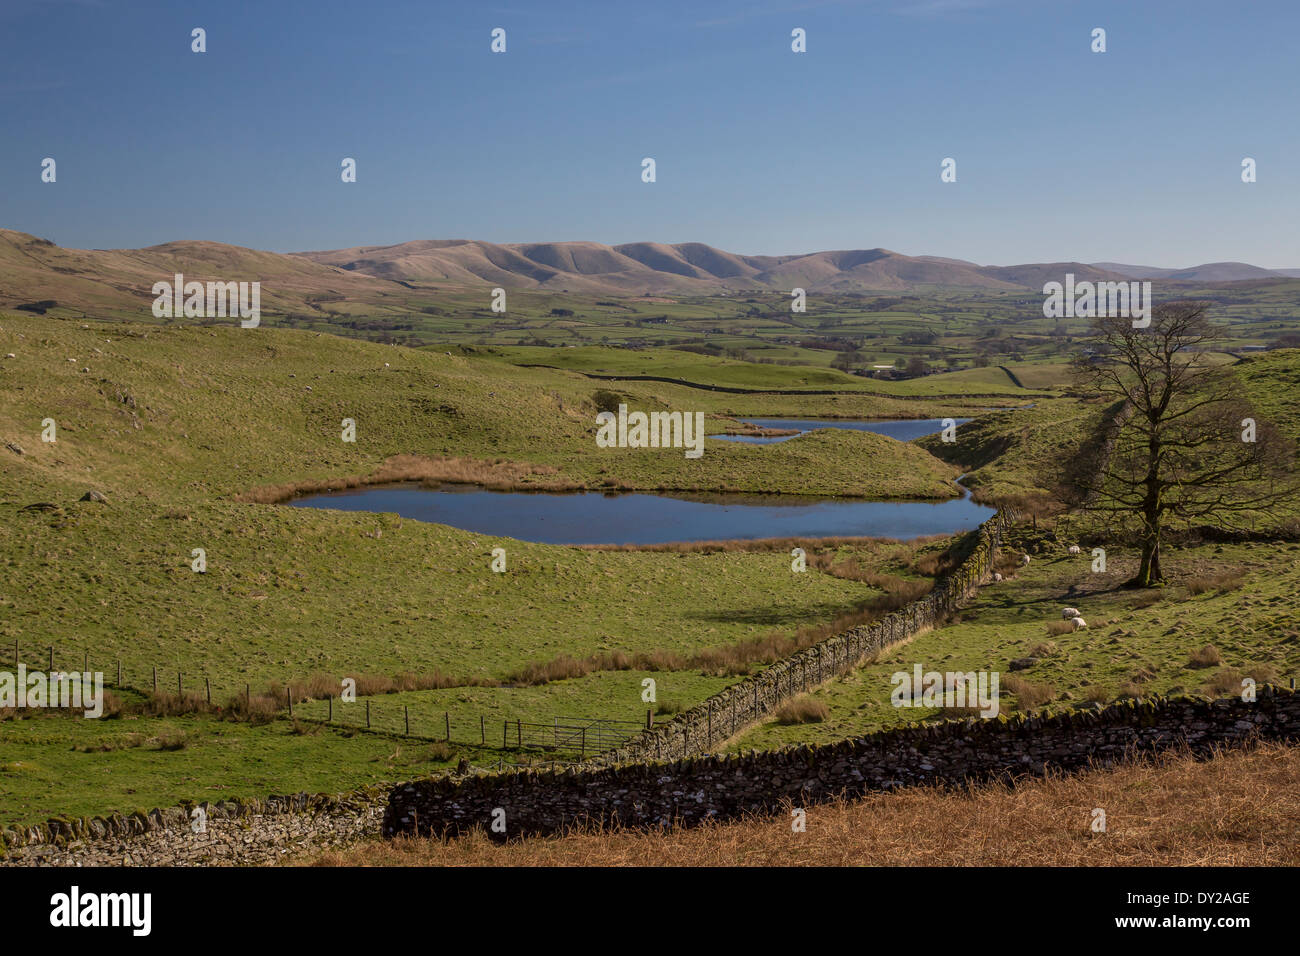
[1080,685,1111,704]
[235,454,569,504]
[774,696,830,725]
[1186,570,1246,596]
[1204,668,1244,696]
[1001,674,1055,710]
[305,741,1300,867]
[1045,620,1075,637]
[1188,645,1221,669]
[268,669,496,705]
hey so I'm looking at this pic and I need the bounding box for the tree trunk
[1135,534,1162,587]
[1133,463,1165,587]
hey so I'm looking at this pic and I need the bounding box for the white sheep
[1019,554,1031,566]
[1071,616,1088,630]
[992,572,1003,582]
[1067,544,1082,555]
[1062,607,1081,619]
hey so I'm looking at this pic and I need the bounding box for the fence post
[480,714,485,745]
[178,672,182,697]
[286,686,293,718]
[646,709,653,730]
[516,719,521,749]
[404,706,409,736]
[116,660,122,687]
[328,694,333,722]
[48,646,53,672]
[580,727,586,760]
[153,665,157,694]
[366,699,371,729]
[503,720,508,748]
[83,649,88,673]
[205,677,211,705]
[444,711,450,741]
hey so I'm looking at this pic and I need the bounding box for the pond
[288,480,994,546]
[713,417,970,444]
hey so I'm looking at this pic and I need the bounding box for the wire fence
[0,643,649,760]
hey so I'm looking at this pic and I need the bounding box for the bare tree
[1069,302,1294,587]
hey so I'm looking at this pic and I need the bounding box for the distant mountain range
[2,228,1297,319]
[305,239,1268,294]
[1090,261,1300,281]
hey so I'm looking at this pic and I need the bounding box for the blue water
[713,417,970,444]
[288,482,993,546]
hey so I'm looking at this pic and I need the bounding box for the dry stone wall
[386,687,1300,839]
[594,508,1016,765]
[1,789,388,867]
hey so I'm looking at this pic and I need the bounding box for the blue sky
[2,0,1297,266]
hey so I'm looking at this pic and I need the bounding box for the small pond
[713,417,969,444]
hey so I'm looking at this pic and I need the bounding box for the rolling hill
[299,239,1136,294]
[4,227,1299,324]
[1091,261,1296,282]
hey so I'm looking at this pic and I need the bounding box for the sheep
[1071,616,1088,629]
[1067,544,1082,555]
[1019,554,1031,566]
[992,572,1003,582]
[1062,607,1081,619]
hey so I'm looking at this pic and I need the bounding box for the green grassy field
[0,313,975,825]
[726,537,1300,752]
[0,311,1295,833]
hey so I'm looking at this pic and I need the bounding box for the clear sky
[2,0,1297,267]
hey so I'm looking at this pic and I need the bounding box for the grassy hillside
[726,537,1300,752]
[0,314,963,825]
[0,317,961,503]
[1,313,1295,840]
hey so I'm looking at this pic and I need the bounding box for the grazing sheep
[1019,554,1031,566]
[1071,616,1088,629]
[992,572,1003,582]
[1067,544,1082,555]
[1062,607,1081,619]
